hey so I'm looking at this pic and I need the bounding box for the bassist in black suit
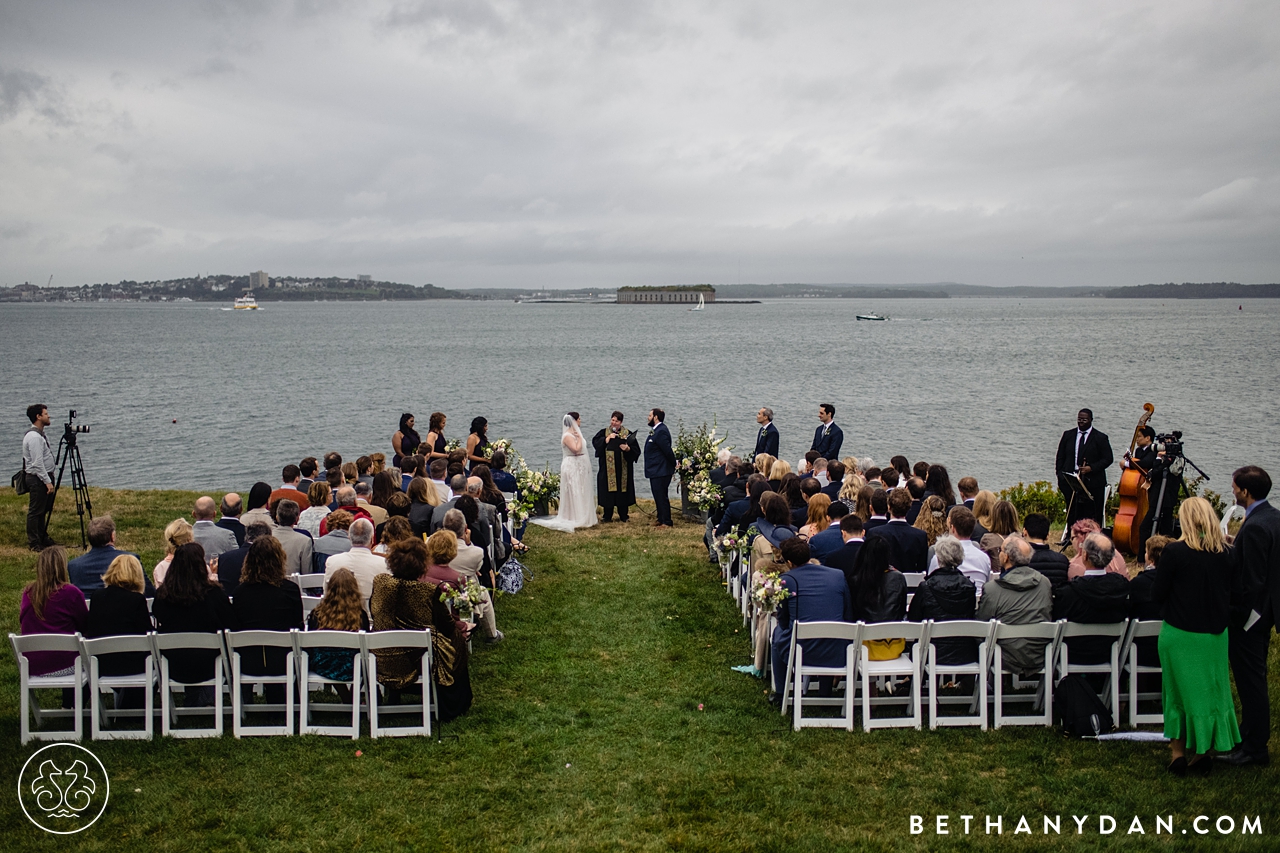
[1055,408,1113,526]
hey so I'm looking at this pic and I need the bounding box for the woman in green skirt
[1152,497,1241,775]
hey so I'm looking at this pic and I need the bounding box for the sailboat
[690,293,705,312]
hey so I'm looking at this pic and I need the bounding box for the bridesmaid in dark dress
[392,413,421,469]
[424,412,449,463]
[466,417,490,471]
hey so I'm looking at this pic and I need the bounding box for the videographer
[21,404,57,551]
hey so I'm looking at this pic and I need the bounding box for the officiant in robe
[594,411,642,522]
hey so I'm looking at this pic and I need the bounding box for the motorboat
[856,312,887,321]
[234,292,260,310]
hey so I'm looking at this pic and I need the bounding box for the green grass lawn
[1,489,1277,851]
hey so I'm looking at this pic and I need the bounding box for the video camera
[1154,430,1182,460]
[65,409,90,435]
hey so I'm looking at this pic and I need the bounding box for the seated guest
[923,464,957,508]
[1066,518,1129,579]
[1129,534,1170,666]
[821,513,866,574]
[370,452,387,476]
[191,496,239,561]
[272,499,314,576]
[454,495,497,583]
[853,485,875,523]
[715,474,769,538]
[370,539,472,722]
[926,507,992,594]
[306,567,369,699]
[355,456,373,486]
[768,459,792,490]
[811,457,829,486]
[429,475,468,531]
[231,536,303,704]
[240,482,275,529]
[799,493,831,539]
[866,488,929,573]
[324,518,388,615]
[269,464,311,511]
[373,516,416,555]
[913,495,948,553]
[957,476,979,509]
[323,451,343,476]
[325,467,344,504]
[909,536,978,664]
[408,477,441,537]
[970,490,997,540]
[86,554,154,707]
[880,466,899,491]
[913,460,930,482]
[297,482,333,539]
[442,510,503,643]
[976,536,1053,674]
[428,458,452,503]
[216,522,272,597]
[808,500,849,562]
[378,491,411,537]
[709,449,735,488]
[864,489,890,533]
[777,473,807,528]
[1023,512,1070,587]
[152,542,237,706]
[753,452,775,481]
[316,510,355,562]
[217,493,246,547]
[987,500,1021,538]
[821,460,845,502]
[1053,532,1131,665]
[355,481,388,527]
[750,492,799,573]
[472,464,510,532]
[68,515,153,595]
[890,455,912,486]
[488,450,518,493]
[836,472,864,510]
[153,518,195,587]
[846,536,908,660]
[319,487,372,536]
[864,466,884,488]
[978,533,1006,578]
[298,456,319,492]
[20,546,89,683]
[904,476,926,525]
[769,537,852,701]
[399,455,420,492]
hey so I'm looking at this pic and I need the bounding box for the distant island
[0,274,473,303]
[1103,282,1280,299]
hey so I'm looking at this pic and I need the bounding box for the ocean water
[3,298,1277,500]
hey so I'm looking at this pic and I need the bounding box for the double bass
[1112,403,1155,556]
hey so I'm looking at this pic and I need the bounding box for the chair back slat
[364,629,432,650]
[225,629,297,649]
[153,631,226,651]
[793,621,861,642]
[11,632,83,654]
[82,634,154,655]
[859,620,924,642]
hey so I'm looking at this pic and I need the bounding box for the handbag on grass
[497,557,532,595]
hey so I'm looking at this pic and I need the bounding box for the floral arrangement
[751,570,792,613]
[675,419,730,512]
[510,464,561,522]
[441,578,485,622]
[444,438,464,453]
[486,437,515,459]
[685,471,724,512]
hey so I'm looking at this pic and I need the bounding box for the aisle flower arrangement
[441,578,485,622]
[751,570,792,613]
[510,464,560,523]
[675,419,729,512]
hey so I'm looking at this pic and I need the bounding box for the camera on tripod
[1154,430,1183,460]
[65,410,90,436]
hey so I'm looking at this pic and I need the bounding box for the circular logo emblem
[17,743,110,834]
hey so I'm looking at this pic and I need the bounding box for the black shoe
[1218,748,1270,767]
[767,693,783,710]
[1188,756,1212,777]
[1167,756,1188,777]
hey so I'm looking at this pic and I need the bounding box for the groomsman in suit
[753,407,780,459]
[1222,465,1280,767]
[645,408,676,527]
[810,403,844,461]
[1055,408,1113,526]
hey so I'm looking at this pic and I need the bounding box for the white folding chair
[155,631,226,738]
[924,620,994,730]
[296,630,365,738]
[81,634,155,740]
[1221,504,1246,539]
[290,573,327,595]
[859,621,926,731]
[1056,620,1128,713]
[365,630,435,737]
[992,620,1064,728]
[780,621,861,731]
[225,629,297,737]
[1124,620,1164,727]
[10,633,86,744]
[902,572,926,588]
[302,595,324,624]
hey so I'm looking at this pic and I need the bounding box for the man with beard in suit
[810,403,844,461]
[1055,408,1114,527]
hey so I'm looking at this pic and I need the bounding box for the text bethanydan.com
[910,814,1261,837]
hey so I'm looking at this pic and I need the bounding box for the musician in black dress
[1055,408,1114,526]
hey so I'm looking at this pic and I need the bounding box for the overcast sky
[2,1,1278,289]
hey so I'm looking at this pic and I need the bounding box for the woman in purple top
[19,546,89,676]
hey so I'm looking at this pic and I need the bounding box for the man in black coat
[820,514,866,576]
[1052,532,1129,665]
[217,493,246,547]
[1222,465,1280,767]
[753,407,780,459]
[1023,512,1070,588]
[866,488,929,573]
[820,459,845,502]
[1055,408,1114,526]
[810,403,843,461]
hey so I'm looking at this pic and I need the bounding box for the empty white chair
[901,572,926,589]
[859,621,926,731]
[1056,621,1128,713]
[296,630,365,738]
[992,620,1063,728]
[225,629,297,737]
[81,634,155,740]
[155,631,226,738]
[365,630,434,737]
[923,620,994,730]
[11,633,86,744]
[1124,620,1164,727]
[781,621,861,731]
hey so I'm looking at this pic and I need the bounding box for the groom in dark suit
[1055,408,1113,526]
[645,408,677,527]
[754,407,780,459]
[810,402,843,461]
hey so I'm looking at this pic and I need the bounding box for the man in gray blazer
[191,496,238,561]
[272,499,315,576]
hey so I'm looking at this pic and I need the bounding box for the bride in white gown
[530,413,597,532]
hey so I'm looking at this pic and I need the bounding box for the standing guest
[866,488,929,573]
[754,407,780,460]
[1023,512,1071,588]
[909,536,979,665]
[644,408,676,528]
[216,522,273,597]
[1055,408,1114,526]
[822,513,866,574]
[269,465,311,511]
[593,411,642,523]
[1222,465,1280,768]
[407,477,441,537]
[370,539,472,722]
[85,554,154,709]
[68,515,151,595]
[297,482,333,539]
[913,495,949,550]
[904,476,926,525]
[21,404,57,550]
[306,568,369,698]
[191,496,239,562]
[957,477,979,509]
[976,537,1053,675]
[489,449,518,493]
[217,493,246,547]
[152,543,237,706]
[923,464,957,508]
[153,518,195,587]
[315,510,355,562]
[987,500,1021,538]
[272,499,314,576]
[810,403,844,461]
[1066,519,1128,580]
[231,536,303,705]
[1151,497,1240,775]
[799,494,832,539]
[821,460,846,502]
[926,507,991,594]
[1129,535,1171,667]
[20,546,88,679]
[423,412,449,462]
[807,500,849,561]
[298,457,319,492]
[240,482,275,529]
[768,537,852,702]
[845,536,908,660]
[323,518,388,615]
[465,417,491,471]
[392,413,421,468]
[1053,532,1130,665]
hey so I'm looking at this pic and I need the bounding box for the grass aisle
[2,491,1278,851]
